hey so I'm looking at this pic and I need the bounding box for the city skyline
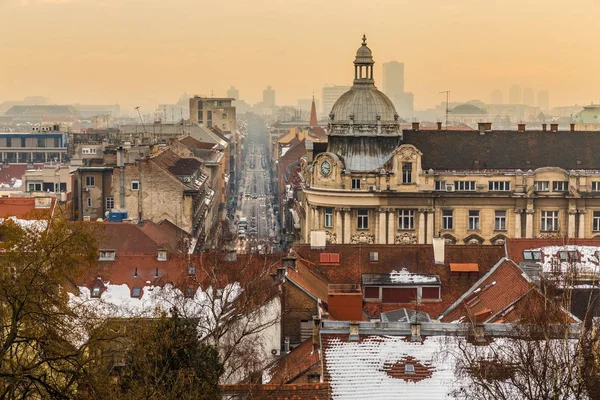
[1,0,599,112]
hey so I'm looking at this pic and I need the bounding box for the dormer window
[157,250,167,261]
[188,265,196,275]
[99,249,116,261]
[91,287,101,298]
[523,250,543,261]
[404,364,415,374]
[558,251,579,262]
[131,287,141,298]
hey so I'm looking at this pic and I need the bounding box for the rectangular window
[468,210,480,230]
[382,287,417,303]
[369,252,379,262]
[27,182,42,192]
[105,197,114,210]
[421,287,440,300]
[435,181,446,191]
[86,198,92,208]
[85,175,95,187]
[594,211,600,231]
[488,181,511,191]
[559,251,579,262]
[324,207,333,228]
[495,210,506,231]
[37,138,46,148]
[131,181,140,191]
[454,181,476,191]
[187,265,196,275]
[6,138,11,147]
[91,287,101,298]
[442,210,453,230]
[553,181,568,192]
[21,138,26,147]
[197,111,203,123]
[351,178,361,190]
[541,211,559,231]
[398,209,415,230]
[357,209,369,230]
[207,110,213,128]
[402,163,412,184]
[592,182,600,192]
[523,250,543,261]
[534,181,549,192]
[98,250,116,261]
[131,287,141,298]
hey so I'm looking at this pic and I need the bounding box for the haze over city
[1,0,599,112]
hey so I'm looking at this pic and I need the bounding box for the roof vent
[412,122,420,131]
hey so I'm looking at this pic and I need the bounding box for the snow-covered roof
[0,216,48,231]
[525,245,600,275]
[389,268,439,284]
[280,146,291,157]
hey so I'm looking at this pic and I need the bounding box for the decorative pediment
[463,234,484,245]
[490,234,507,246]
[539,231,563,239]
[441,234,457,245]
[394,144,422,161]
[395,232,417,245]
[350,232,375,244]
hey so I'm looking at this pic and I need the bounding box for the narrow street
[234,115,279,254]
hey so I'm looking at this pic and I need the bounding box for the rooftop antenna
[439,91,450,130]
[134,106,146,133]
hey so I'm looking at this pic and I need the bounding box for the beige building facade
[301,37,600,246]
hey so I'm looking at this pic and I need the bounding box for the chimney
[486,122,492,131]
[517,123,526,132]
[570,123,575,132]
[349,321,360,341]
[305,140,314,163]
[477,122,487,135]
[282,256,297,271]
[276,266,286,279]
[542,123,547,131]
[312,315,321,351]
[412,122,420,131]
[432,237,445,265]
[550,123,559,132]
[284,336,290,353]
[437,121,442,131]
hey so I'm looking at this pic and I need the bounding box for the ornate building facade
[301,37,600,246]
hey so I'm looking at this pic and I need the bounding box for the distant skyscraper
[322,85,351,115]
[263,86,276,108]
[382,61,413,119]
[509,85,522,104]
[523,87,535,106]
[382,61,405,98]
[227,86,239,100]
[491,90,503,104]
[537,90,550,110]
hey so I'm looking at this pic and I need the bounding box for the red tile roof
[0,164,29,184]
[286,260,330,302]
[268,339,321,385]
[96,222,160,254]
[179,135,215,150]
[221,383,330,400]
[291,244,505,318]
[506,238,600,264]
[138,219,191,253]
[0,197,55,219]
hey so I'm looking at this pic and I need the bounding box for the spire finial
[362,34,367,45]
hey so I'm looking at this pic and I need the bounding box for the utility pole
[439,91,450,130]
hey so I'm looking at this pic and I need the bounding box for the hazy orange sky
[1,0,599,113]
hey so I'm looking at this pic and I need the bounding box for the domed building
[300,36,600,247]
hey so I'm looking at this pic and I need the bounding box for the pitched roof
[441,259,534,323]
[0,197,55,219]
[506,238,600,264]
[96,222,160,253]
[327,136,401,172]
[151,149,203,176]
[138,219,191,253]
[285,259,330,302]
[402,130,600,170]
[179,135,216,150]
[267,339,321,385]
[292,244,506,318]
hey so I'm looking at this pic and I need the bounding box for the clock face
[320,161,332,176]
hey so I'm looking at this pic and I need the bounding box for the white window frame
[85,175,95,187]
[105,196,114,210]
[369,252,379,262]
[541,210,559,231]
[402,162,412,184]
[534,181,549,192]
[468,210,480,230]
[454,181,476,191]
[523,250,542,261]
[553,181,568,192]
[324,207,333,228]
[357,209,369,230]
[442,210,453,230]
[27,182,42,192]
[131,180,140,191]
[592,182,600,192]
[593,211,600,232]
[435,181,446,191]
[488,181,511,191]
[398,209,415,230]
[494,210,506,231]
[351,178,361,190]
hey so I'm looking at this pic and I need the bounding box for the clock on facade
[320,160,332,176]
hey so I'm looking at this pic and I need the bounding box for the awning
[449,263,479,272]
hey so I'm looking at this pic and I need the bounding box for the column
[578,210,586,238]
[525,209,534,238]
[378,209,387,244]
[426,210,434,244]
[514,209,522,239]
[568,209,577,238]
[417,210,425,244]
[312,206,319,229]
[343,208,351,244]
[304,204,310,243]
[335,208,343,244]
[387,209,395,244]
